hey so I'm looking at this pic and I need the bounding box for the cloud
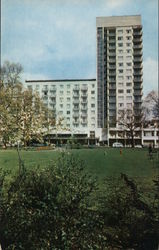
[143,57,158,95]
[106,0,130,9]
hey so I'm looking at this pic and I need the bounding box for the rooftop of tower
[96,15,142,27]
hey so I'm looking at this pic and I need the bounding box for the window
[118,56,123,60]
[67,84,70,88]
[127,49,131,53]
[118,76,124,80]
[67,97,70,101]
[127,36,131,40]
[60,85,64,88]
[118,29,123,34]
[127,76,132,80]
[67,104,70,108]
[126,29,131,34]
[51,85,56,89]
[118,63,123,67]
[126,43,131,47]
[91,110,95,114]
[127,89,131,93]
[118,82,123,87]
[28,85,32,90]
[91,104,95,108]
[118,49,123,53]
[127,62,132,66]
[67,111,70,114]
[126,69,132,73]
[118,37,123,40]
[119,69,123,73]
[60,90,63,95]
[60,104,63,108]
[67,90,70,95]
[126,82,132,87]
[91,90,95,94]
[126,96,132,100]
[118,43,123,47]
[118,89,124,93]
[92,84,95,88]
[126,56,132,60]
[118,103,124,107]
[127,103,132,108]
[118,96,124,100]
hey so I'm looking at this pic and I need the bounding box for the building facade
[96,15,143,145]
[24,79,105,144]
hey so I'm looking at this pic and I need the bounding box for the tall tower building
[96,15,143,145]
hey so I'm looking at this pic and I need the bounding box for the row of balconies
[73,113,87,118]
[73,121,87,125]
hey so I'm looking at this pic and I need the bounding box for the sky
[1,0,158,95]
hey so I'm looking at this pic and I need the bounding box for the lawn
[0,148,158,182]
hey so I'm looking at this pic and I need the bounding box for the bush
[0,155,158,249]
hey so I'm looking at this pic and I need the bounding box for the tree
[0,154,101,250]
[0,61,23,87]
[0,61,55,147]
[117,109,143,147]
[153,98,159,118]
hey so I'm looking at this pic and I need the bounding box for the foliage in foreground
[0,153,158,250]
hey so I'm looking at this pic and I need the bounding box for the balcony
[81,106,87,111]
[73,94,79,98]
[109,78,116,83]
[73,86,80,90]
[133,37,142,43]
[109,97,116,103]
[73,106,79,111]
[73,101,80,105]
[133,43,142,49]
[73,113,79,118]
[133,50,142,56]
[134,97,142,103]
[109,84,116,90]
[134,82,142,88]
[108,64,116,69]
[133,29,142,36]
[109,91,116,97]
[73,121,79,125]
[134,57,142,62]
[134,90,142,95]
[81,86,88,91]
[134,76,142,82]
[81,121,87,125]
[81,100,87,105]
[81,93,87,98]
[108,71,116,76]
[133,70,142,76]
[81,113,87,118]
[108,56,116,62]
[134,63,143,69]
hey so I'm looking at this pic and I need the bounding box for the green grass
[0,148,158,182]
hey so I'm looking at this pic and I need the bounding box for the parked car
[112,142,123,148]
[135,145,142,148]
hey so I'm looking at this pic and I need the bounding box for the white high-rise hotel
[25,15,143,145]
[96,15,143,145]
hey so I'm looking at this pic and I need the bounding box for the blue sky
[1,0,158,95]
